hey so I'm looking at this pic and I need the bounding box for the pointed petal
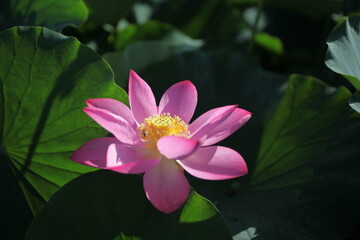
[159,81,197,123]
[201,108,251,146]
[86,98,136,128]
[107,144,161,174]
[128,70,157,124]
[70,137,119,168]
[144,158,190,213]
[157,136,200,160]
[179,146,248,180]
[189,105,237,142]
[84,107,139,145]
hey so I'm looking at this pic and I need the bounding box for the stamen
[137,113,190,147]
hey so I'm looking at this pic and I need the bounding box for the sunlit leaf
[0,26,127,214]
[326,15,360,90]
[254,32,284,55]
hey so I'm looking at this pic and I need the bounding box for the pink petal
[84,107,139,145]
[128,70,157,124]
[179,146,248,180]
[157,136,200,160]
[86,98,136,128]
[200,108,251,146]
[144,158,190,213]
[107,144,161,174]
[189,105,237,142]
[70,137,119,168]
[158,81,197,123]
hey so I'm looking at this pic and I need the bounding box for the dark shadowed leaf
[0,147,33,239]
[232,0,341,18]
[263,0,341,18]
[0,0,88,31]
[82,0,136,27]
[103,40,202,88]
[25,170,232,240]
[151,0,243,41]
[343,0,360,15]
[199,75,360,239]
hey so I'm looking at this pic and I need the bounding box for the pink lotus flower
[71,70,251,213]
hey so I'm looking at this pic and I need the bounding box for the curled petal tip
[129,69,140,79]
[128,70,157,123]
[182,80,192,85]
[244,110,252,115]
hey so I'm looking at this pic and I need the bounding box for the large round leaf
[0,26,127,214]
[200,75,360,240]
[25,170,232,240]
[0,0,88,32]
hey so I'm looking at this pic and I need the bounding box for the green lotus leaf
[326,15,360,90]
[0,0,88,31]
[0,26,127,214]
[25,171,232,240]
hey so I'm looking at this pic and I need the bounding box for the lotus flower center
[137,113,189,146]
